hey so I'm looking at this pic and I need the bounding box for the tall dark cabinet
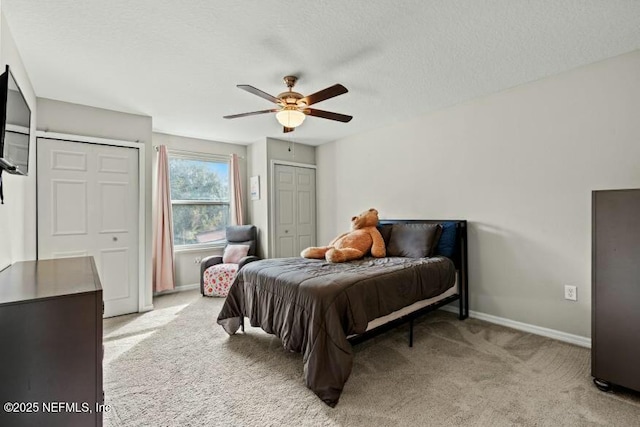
[0,257,103,427]
[592,189,640,392]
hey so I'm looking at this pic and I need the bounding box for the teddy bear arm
[369,229,386,258]
[328,232,349,246]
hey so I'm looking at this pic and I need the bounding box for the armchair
[200,225,260,297]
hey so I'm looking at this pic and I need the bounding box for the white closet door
[273,164,316,258]
[37,138,139,317]
[295,167,316,252]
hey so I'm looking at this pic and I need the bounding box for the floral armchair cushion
[202,263,238,297]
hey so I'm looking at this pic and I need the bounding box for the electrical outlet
[194,256,202,264]
[564,285,577,301]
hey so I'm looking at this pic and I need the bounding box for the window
[168,154,230,248]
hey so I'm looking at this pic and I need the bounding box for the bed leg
[240,316,245,332]
[409,319,414,347]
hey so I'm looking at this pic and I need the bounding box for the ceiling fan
[223,76,352,133]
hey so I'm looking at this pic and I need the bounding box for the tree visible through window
[168,156,230,246]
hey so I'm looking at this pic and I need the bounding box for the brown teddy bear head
[350,208,380,230]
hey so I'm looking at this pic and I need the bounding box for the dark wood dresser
[592,189,640,393]
[0,257,103,427]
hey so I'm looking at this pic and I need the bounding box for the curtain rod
[153,145,244,159]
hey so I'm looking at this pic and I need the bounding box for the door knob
[284,230,289,233]
[112,236,118,241]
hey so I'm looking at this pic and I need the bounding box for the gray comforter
[217,256,456,406]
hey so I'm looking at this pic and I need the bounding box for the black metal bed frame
[347,219,469,347]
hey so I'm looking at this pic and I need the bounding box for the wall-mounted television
[0,65,31,176]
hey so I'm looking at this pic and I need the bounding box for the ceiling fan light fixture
[276,108,306,128]
[225,78,351,131]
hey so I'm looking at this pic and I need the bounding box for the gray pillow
[377,224,393,247]
[387,223,442,258]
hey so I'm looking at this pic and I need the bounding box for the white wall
[246,138,268,258]
[0,11,37,270]
[36,97,154,310]
[316,49,640,338]
[266,138,316,166]
[152,132,247,288]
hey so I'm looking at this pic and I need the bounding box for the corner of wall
[35,97,154,311]
[152,132,249,286]
[246,137,269,258]
[0,10,38,268]
[313,51,640,338]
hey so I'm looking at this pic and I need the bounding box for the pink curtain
[231,153,244,225]
[152,145,176,292]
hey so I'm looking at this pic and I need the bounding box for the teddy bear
[301,208,386,263]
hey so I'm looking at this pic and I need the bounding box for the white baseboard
[153,283,200,296]
[176,283,200,292]
[440,306,591,348]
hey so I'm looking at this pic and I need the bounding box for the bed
[217,219,469,406]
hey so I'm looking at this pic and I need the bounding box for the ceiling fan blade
[237,85,281,104]
[223,109,279,119]
[283,126,295,133]
[300,84,348,106]
[305,108,353,123]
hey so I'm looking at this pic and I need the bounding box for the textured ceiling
[3,1,640,145]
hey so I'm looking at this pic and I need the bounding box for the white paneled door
[274,164,316,258]
[37,138,139,317]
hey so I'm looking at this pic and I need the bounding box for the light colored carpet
[103,291,640,426]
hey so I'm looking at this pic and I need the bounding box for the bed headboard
[377,219,468,270]
[377,219,469,320]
